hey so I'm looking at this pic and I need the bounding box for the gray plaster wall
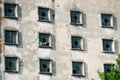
[0,0,120,80]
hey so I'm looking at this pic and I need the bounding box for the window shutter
[110,15,114,27]
[82,62,85,76]
[50,9,54,23]
[80,37,84,50]
[48,9,52,21]
[48,34,51,47]
[51,35,56,49]
[80,12,83,25]
[112,39,115,52]
[16,58,19,72]
[49,60,53,73]
[15,5,18,18]
[16,31,19,45]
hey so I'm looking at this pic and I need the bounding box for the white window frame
[101,13,113,28]
[71,36,84,50]
[70,11,83,25]
[4,30,19,45]
[39,33,52,48]
[72,61,85,76]
[5,57,19,72]
[4,3,18,19]
[39,59,53,74]
[102,38,115,53]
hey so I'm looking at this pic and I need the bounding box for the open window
[70,11,83,25]
[5,57,19,72]
[39,33,52,48]
[38,7,54,23]
[104,64,114,73]
[71,36,84,50]
[4,3,18,19]
[39,59,52,74]
[72,62,85,76]
[5,30,19,45]
[101,13,113,28]
[102,39,115,53]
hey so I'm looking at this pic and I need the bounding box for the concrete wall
[0,0,120,80]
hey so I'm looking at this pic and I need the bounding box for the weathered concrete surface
[1,0,120,80]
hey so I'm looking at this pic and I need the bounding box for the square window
[39,59,52,74]
[72,62,85,76]
[104,64,114,73]
[70,11,83,25]
[5,30,19,45]
[5,57,19,72]
[102,39,114,52]
[38,7,54,22]
[39,33,52,48]
[4,3,18,18]
[101,14,113,28]
[71,36,84,50]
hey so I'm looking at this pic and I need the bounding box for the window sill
[102,51,114,53]
[38,20,52,23]
[72,74,85,77]
[5,70,19,73]
[71,48,84,51]
[39,72,53,75]
[39,46,53,49]
[101,25,113,28]
[70,23,83,26]
[5,43,18,46]
[4,16,18,19]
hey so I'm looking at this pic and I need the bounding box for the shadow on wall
[83,38,88,53]
[82,12,87,28]
[52,60,56,76]
[19,58,23,74]
[18,32,23,48]
[84,62,88,79]
[51,35,56,50]
[18,4,22,21]
[115,40,119,55]
[113,16,117,30]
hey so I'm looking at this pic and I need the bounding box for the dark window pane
[102,14,111,26]
[72,36,81,49]
[5,30,17,45]
[4,4,16,17]
[71,11,80,24]
[40,59,50,73]
[103,39,112,52]
[39,33,50,47]
[5,57,17,71]
[72,62,82,75]
[38,8,49,21]
[104,64,114,73]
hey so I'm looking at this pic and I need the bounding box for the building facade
[0,0,119,80]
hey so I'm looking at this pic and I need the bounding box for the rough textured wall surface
[0,0,120,80]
